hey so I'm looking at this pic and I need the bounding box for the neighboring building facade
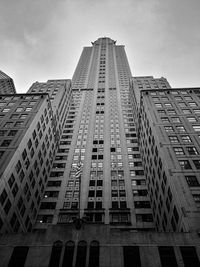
[136,87,200,232]
[0,70,16,94]
[0,38,200,266]
[0,79,71,233]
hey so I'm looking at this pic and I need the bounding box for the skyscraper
[0,37,200,267]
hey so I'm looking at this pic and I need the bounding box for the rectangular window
[185,176,199,187]
[193,125,200,132]
[187,117,197,122]
[158,246,178,267]
[164,126,174,133]
[173,147,184,155]
[123,246,141,267]
[169,136,179,143]
[161,117,170,123]
[181,135,192,143]
[182,109,191,114]
[193,160,200,169]
[180,246,200,267]
[187,147,198,155]
[176,126,186,132]
[7,246,29,267]
[179,160,192,170]
[171,117,181,123]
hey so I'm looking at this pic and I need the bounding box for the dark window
[89,241,100,267]
[75,241,87,267]
[8,246,29,267]
[48,241,63,267]
[40,202,56,209]
[180,246,200,267]
[88,202,94,209]
[158,246,178,267]
[0,217,3,230]
[0,189,7,205]
[123,246,141,267]
[185,176,200,187]
[193,160,200,169]
[62,241,75,267]
[96,202,102,209]
[97,180,103,186]
[112,201,119,209]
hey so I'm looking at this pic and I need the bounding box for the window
[75,241,87,267]
[25,107,32,111]
[164,126,174,133]
[185,176,199,187]
[164,103,172,107]
[15,160,22,173]
[158,246,178,267]
[179,160,191,169]
[187,147,198,155]
[182,109,191,114]
[168,109,176,115]
[193,160,200,169]
[176,126,186,132]
[178,102,187,108]
[123,246,141,267]
[89,241,100,267]
[188,102,197,107]
[171,117,180,123]
[173,147,184,155]
[7,246,29,267]
[187,117,197,122]
[155,103,162,108]
[136,214,153,222]
[161,117,170,123]
[0,189,7,205]
[1,140,12,147]
[193,194,200,203]
[194,109,200,114]
[0,130,6,137]
[193,125,200,132]
[61,241,75,267]
[15,107,23,112]
[8,174,15,188]
[3,108,11,112]
[181,135,192,143]
[180,246,200,267]
[169,136,179,143]
[8,130,18,136]
[48,241,63,267]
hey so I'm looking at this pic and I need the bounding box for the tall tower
[35,37,154,230]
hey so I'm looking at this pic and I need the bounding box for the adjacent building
[0,70,16,94]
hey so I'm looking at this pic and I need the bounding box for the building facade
[0,37,200,266]
[0,79,71,233]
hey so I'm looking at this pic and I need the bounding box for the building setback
[0,37,199,266]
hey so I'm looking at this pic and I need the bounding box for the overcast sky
[0,0,200,93]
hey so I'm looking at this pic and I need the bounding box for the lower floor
[0,224,200,267]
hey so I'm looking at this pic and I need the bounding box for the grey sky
[0,0,200,93]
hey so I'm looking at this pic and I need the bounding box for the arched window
[75,240,87,267]
[89,241,100,267]
[48,240,63,267]
[62,241,75,267]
